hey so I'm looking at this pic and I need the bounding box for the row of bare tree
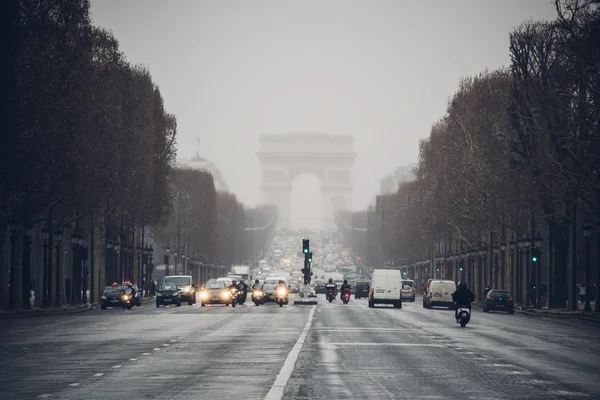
[0,1,277,309]
[336,0,600,311]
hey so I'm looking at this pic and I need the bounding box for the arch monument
[256,132,356,231]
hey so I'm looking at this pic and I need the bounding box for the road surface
[0,296,598,399]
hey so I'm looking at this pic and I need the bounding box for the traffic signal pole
[295,239,317,305]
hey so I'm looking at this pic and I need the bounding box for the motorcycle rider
[452,281,475,322]
[340,279,351,299]
[275,280,288,293]
[252,279,262,290]
[237,279,248,293]
[325,278,337,298]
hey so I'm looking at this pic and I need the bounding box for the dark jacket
[340,283,351,293]
[325,283,337,295]
[452,286,475,307]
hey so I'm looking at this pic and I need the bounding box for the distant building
[380,164,416,195]
[176,152,229,192]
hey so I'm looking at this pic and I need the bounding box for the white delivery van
[368,269,402,308]
[424,280,456,309]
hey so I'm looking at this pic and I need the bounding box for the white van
[368,269,402,308]
[424,280,456,309]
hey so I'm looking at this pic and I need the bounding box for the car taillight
[400,289,403,296]
[507,297,513,302]
[487,296,494,301]
[370,288,374,296]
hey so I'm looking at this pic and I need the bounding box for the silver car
[401,285,416,302]
[198,279,234,306]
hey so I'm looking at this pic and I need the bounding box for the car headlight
[122,295,129,300]
[101,296,106,300]
[222,291,231,298]
[183,287,190,293]
[200,291,209,299]
[157,293,162,296]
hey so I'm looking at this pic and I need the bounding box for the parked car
[483,289,514,314]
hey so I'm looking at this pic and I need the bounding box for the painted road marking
[129,358,137,361]
[37,395,52,398]
[328,343,446,347]
[141,353,151,356]
[68,383,80,387]
[153,348,161,351]
[265,305,316,400]
[93,373,104,377]
[170,339,177,342]
[111,365,121,369]
[162,344,170,347]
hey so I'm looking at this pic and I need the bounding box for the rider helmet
[458,281,466,289]
[231,280,237,285]
[255,279,259,284]
[343,279,348,284]
[328,278,333,283]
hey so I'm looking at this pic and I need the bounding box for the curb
[0,303,100,319]
[517,308,600,323]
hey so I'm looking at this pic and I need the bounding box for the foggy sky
[89,0,558,228]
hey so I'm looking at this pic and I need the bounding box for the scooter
[275,286,289,307]
[251,289,265,306]
[326,288,336,303]
[341,289,351,305]
[229,287,237,308]
[456,305,471,328]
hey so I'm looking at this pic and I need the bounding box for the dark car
[156,284,182,307]
[483,289,514,314]
[101,286,125,309]
[315,282,326,294]
[355,281,370,299]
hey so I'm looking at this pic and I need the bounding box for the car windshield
[160,284,177,291]
[491,291,510,297]
[103,287,121,294]
[164,277,191,286]
[205,281,225,289]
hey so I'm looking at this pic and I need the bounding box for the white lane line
[153,348,161,351]
[327,343,446,347]
[265,305,316,400]
[162,344,170,347]
[37,394,53,398]
[170,339,177,342]
[141,353,151,356]
[129,358,137,361]
[93,373,104,377]
[68,383,80,387]
[112,365,121,369]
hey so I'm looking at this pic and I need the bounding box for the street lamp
[583,221,592,312]
[53,229,63,307]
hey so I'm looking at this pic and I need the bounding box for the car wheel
[201,302,206,307]
[508,309,514,314]
[188,300,193,306]
[101,304,107,310]
[177,301,182,307]
[156,302,160,308]
[368,300,374,308]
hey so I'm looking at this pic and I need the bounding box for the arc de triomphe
[257,132,356,231]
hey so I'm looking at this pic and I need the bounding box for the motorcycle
[237,286,247,305]
[121,292,133,310]
[275,286,289,307]
[456,305,471,327]
[229,287,237,308]
[326,288,336,303]
[341,289,351,305]
[251,289,265,306]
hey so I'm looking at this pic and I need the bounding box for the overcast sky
[90,0,558,229]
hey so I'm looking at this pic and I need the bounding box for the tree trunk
[0,221,9,308]
[548,219,568,308]
[9,225,23,308]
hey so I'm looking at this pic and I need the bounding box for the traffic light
[459,266,464,271]
[306,252,313,263]
[532,249,540,263]
[304,269,313,284]
[302,239,309,254]
[403,271,407,276]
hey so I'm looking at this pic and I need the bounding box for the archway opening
[290,173,322,231]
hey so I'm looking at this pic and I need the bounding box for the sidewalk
[0,303,100,319]
[517,306,600,323]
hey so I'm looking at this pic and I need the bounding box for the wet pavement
[0,296,599,399]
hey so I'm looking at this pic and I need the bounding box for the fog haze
[89,0,558,228]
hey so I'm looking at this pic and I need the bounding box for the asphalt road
[0,295,598,400]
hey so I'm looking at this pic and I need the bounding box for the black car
[156,284,182,307]
[355,281,370,299]
[483,289,514,314]
[101,286,125,309]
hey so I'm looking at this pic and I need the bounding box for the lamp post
[595,219,600,313]
[174,250,179,274]
[534,237,542,308]
[22,225,33,309]
[583,221,592,313]
[42,228,50,307]
[165,245,171,276]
